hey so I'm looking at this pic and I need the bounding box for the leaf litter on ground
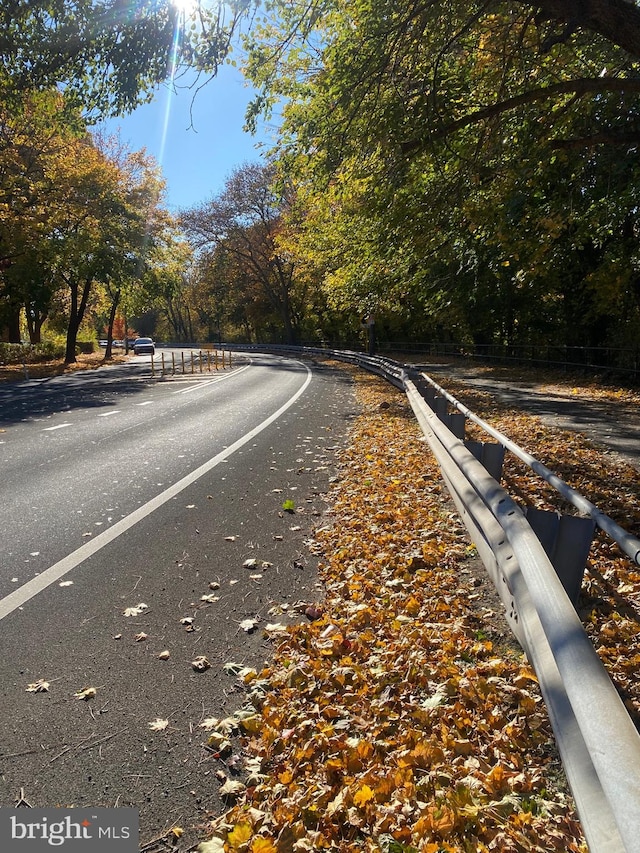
[199,366,604,853]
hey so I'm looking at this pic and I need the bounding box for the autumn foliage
[202,368,593,853]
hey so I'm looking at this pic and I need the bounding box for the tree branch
[401,76,640,154]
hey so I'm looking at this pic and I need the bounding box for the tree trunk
[6,303,21,343]
[104,289,120,361]
[64,275,93,364]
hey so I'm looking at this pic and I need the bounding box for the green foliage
[239,0,640,353]
[0,1,247,119]
[0,341,64,365]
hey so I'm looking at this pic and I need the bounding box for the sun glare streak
[157,9,184,170]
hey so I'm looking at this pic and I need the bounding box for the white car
[133,337,155,355]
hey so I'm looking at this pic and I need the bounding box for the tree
[0,0,246,118]
[182,163,305,344]
[0,89,88,342]
[238,0,640,354]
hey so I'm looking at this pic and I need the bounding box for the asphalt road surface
[0,352,357,848]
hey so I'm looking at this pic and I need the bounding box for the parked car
[133,337,155,355]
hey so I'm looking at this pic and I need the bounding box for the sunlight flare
[170,0,197,14]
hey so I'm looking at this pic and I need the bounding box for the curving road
[0,351,357,847]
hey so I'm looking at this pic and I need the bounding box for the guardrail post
[524,508,596,605]
[199,350,203,373]
[465,440,506,482]
[171,352,175,375]
[181,352,185,375]
[440,412,466,438]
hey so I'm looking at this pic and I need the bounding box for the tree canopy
[231,0,640,355]
[0,0,249,117]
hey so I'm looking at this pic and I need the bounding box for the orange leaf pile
[203,368,588,853]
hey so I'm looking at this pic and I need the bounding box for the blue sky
[100,62,274,213]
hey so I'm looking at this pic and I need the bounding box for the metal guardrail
[228,343,640,852]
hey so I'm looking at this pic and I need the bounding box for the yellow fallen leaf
[227,821,252,849]
[251,838,277,853]
[353,784,375,807]
[74,686,97,701]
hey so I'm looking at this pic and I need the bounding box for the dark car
[133,337,155,355]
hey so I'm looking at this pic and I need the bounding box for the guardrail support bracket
[524,507,596,605]
[440,412,466,438]
[464,440,506,482]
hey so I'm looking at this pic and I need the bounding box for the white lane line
[97,410,121,417]
[43,423,72,432]
[0,362,312,622]
[137,401,154,406]
[173,363,252,394]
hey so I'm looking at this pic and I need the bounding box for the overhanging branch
[400,76,640,154]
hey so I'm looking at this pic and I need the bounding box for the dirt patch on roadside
[0,351,131,384]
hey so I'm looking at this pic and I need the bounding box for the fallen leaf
[134,632,148,642]
[158,650,171,660]
[124,603,148,617]
[206,732,232,753]
[264,623,289,637]
[353,784,375,807]
[148,718,169,731]
[219,778,246,799]
[192,656,211,672]
[58,581,74,587]
[250,839,277,853]
[227,821,252,848]
[201,594,220,603]
[74,686,97,701]
[26,679,49,693]
[240,617,260,633]
[197,837,226,853]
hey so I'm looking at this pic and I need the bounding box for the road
[0,351,357,847]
